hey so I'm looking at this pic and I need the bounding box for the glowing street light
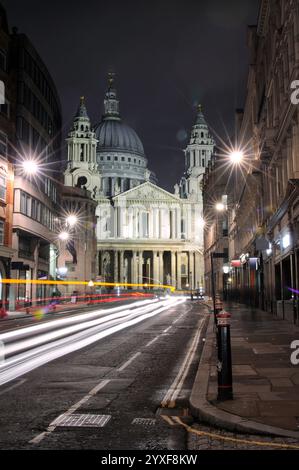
[22,159,39,175]
[58,231,69,241]
[229,150,244,165]
[66,214,78,227]
[215,202,226,212]
[88,280,94,287]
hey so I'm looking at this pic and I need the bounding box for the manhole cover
[132,418,156,426]
[52,414,111,428]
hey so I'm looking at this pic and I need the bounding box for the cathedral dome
[95,119,145,156]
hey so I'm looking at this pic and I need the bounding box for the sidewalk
[190,302,299,438]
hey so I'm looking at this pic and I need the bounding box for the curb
[189,313,299,439]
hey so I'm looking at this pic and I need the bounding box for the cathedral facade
[64,78,214,290]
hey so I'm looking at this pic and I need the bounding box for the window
[0,99,10,118]
[128,158,131,162]
[0,175,6,200]
[121,157,125,161]
[20,192,30,216]
[107,156,111,161]
[0,49,7,72]
[114,156,118,161]
[0,131,7,157]
[31,199,36,219]
[0,220,4,245]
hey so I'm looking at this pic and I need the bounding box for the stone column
[132,251,137,284]
[189,251,194,290]
[176,207,181,240]
[153,251,159,285]
[195,251,201,290]
[119,251,124,284]
[176,252,182,290]
[114,251,119,283]
[138,210,143,238]
[159,209,163,239]
[138,250,143,285]
[171,209,176,239]
[171,251,176,287]
[159,251,164,285]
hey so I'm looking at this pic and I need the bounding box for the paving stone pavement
[206,303,299,432]
[187,422,299,450]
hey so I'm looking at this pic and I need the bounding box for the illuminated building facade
[203,0,299,324]
[66,78,214,290]
[0,5,15,308]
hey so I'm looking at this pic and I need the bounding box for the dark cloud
[2,0,260,191]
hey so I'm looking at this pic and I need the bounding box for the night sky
[3,0,260,191]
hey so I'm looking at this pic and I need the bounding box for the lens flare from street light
[22,159,39,175]
[66,215,78,227]
[215,202,225,212]
[198,216,206,228]
[229,150,244,164]
[58,231,69,241]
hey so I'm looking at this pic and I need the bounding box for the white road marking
[118,352,141,371]
[0,378,26,396]
[145,337,159,347]
[29,378,110,444]
[161,317,204,408]
[163,326,172,333]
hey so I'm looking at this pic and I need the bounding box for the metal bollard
[216,310,233,401]
[214,297,223,325]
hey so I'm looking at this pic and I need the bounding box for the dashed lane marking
[145,337,159,347]
[118,352,141,371]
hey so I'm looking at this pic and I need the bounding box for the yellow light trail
[0,279,176,292]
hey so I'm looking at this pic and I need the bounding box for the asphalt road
[0,298,208,450]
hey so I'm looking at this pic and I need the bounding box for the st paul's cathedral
[64,77,215,290]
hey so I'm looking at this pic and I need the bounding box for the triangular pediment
[113,182,180,203]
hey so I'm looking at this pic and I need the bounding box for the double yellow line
[161,415,299,450]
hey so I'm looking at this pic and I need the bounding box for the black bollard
[216,310,233,401]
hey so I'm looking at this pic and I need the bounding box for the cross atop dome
[103,72,120,120]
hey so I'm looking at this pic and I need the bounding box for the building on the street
[202,148,230,299]
[0,5,15,308]
[203,0,299,324]
[0,4,65,309]
[56,185,97,297]
[65,77,215,290]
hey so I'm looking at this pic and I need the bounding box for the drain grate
[132,418,156,426]
[52,414,111,428]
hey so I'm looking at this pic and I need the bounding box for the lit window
[0,220,4,245]
[0,175,6,200]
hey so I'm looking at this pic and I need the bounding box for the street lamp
[215,202,226,212]
[22,159,39,175]
[229,150,244,165]
[58,231,69,241]
[66,214,78,227]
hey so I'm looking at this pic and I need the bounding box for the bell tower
[64,97,101,198]
[180,105,215,201]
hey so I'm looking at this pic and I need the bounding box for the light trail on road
[0,297,186,387]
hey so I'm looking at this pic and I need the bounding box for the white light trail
[0,297,185,386]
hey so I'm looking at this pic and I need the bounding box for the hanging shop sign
[231,260,241,268]
[240,253,250,265]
